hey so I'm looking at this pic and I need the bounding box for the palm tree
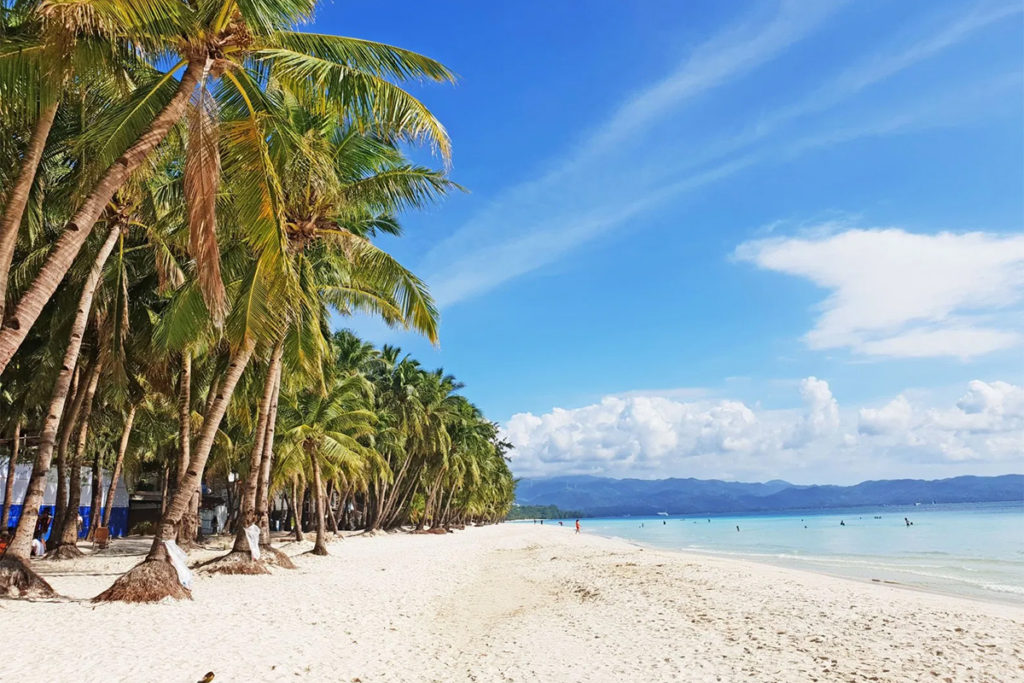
[0,0,455,375]
[276,373,377,555]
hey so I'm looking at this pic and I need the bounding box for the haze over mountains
[514,475,1024,517]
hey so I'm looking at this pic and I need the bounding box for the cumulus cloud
[504,378,1023,481]
[735,228,1024,359]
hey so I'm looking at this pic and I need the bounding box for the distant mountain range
[514,474,1024,516]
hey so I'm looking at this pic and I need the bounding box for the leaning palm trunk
[0,59,207,376]
[0,224,120,596]
[94,339,255,602]
[101,403,137,528]
[0,102,59,322]
[49,355,103,559]
[1,421,20,529]
[205,344,281,575]
[309,448,328,556]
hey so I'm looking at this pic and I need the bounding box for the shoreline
[572,526,1024,611]
[1,524,1022,682]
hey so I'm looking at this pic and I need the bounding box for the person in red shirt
[575,519,580,534]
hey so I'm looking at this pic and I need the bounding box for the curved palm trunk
[101,403,137,528]
[1,421,20,529]
[0,59,207,376]
[94,339,254,602]
[50,356,103,558]
[0,224,120,594]
[309,448,328,556]
[231,343,281,554]
[0,101,59,323]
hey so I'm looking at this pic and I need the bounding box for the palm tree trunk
[159,464,169,515]
[51,357,103,558]
[1,421,20,529]
[325,484,340,535]
[231,343,281,554]
[176,352,191,487]
[291,479,305,542]
[174,352,196,550]
[309,448,328,556]
[152,340,255,558]
[93,339,254,602]
[52,364,84,536]
[85,444,103,541]
[101,403,137,528]
[0,101,58,323]
[0,224,120,593]
[256,345,283,546]
[0,59,207,376]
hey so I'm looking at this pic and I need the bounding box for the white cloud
[858,396,913,435]
[855,380,1024,462]
[735,229,1024,359]
[504,378,1023,481]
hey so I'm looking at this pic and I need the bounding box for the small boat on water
[656,512,669,516]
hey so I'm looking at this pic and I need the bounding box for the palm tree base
[200,550,272,575]
[0,555,58,598]
[260,545,296,569]
[310,542,329,556]
[93,559,191,603]
[43,543,84,560]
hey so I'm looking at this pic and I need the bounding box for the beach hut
[0,463,130,538]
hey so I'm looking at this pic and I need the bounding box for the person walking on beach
[575,519,580,534]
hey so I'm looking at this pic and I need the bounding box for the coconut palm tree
[0,0,455,375]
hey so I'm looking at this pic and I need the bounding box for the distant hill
[514,474,1024,516]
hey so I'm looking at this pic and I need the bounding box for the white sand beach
[1,524,1021,683]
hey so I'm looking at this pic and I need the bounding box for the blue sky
[314,1,1024,483]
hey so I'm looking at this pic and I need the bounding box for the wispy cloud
[421,1,1020,308]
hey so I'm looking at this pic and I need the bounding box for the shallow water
[572,501,1024,605]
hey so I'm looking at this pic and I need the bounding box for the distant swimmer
[840,520,845,526]
[736,525,740,532]
[575,519,580,534]
[663,521,666,525]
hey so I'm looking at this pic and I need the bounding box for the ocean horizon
[526,500,1024,606]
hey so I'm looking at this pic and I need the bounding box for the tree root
[93,559,191,603]
[199,551,271,576]
[0,555,58,598]
[43,543,84,560]
[310,542,329,556]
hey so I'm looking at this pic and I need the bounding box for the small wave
[983,583,1024,596]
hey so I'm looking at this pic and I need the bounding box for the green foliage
[506,505,583,521]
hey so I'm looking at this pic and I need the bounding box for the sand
[0,524,1021,682]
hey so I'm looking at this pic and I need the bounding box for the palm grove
[0,0,514,601]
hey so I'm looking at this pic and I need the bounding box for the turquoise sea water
[571,501,1024,605]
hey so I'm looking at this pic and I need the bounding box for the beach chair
[93,526,110,550]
